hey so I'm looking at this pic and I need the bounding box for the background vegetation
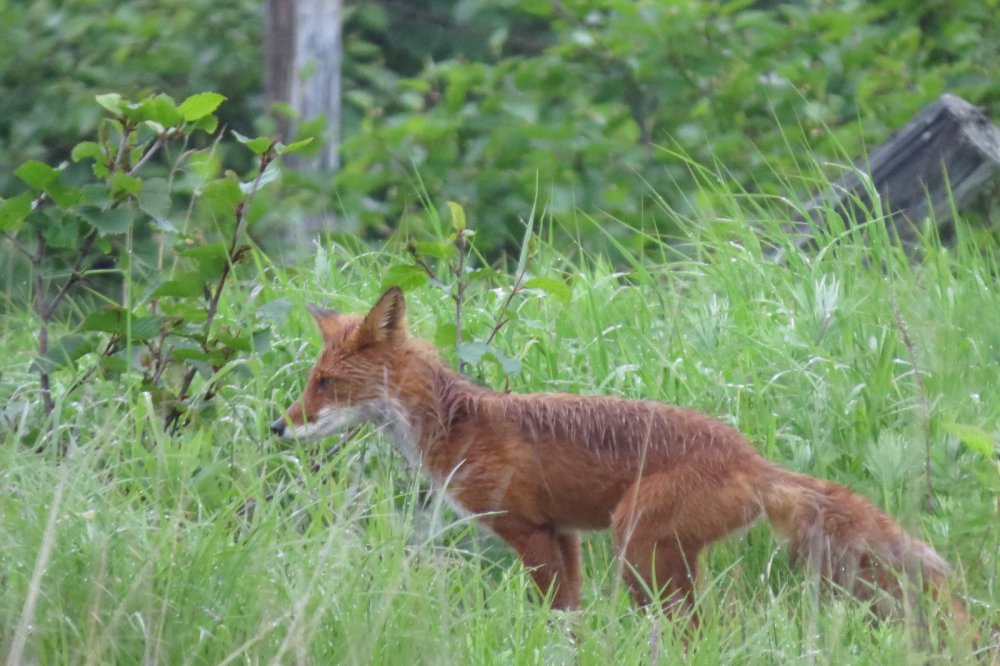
[1,0,998,663]
[3,0,999,252]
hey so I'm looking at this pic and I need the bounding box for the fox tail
[758,466,969,624]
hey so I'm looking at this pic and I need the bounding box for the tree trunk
[265,0,342,171]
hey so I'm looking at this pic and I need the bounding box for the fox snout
[270,416,288,437]
[271,401,305,440]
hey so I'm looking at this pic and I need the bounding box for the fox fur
[272,287,972,630]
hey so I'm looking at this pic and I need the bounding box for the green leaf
[15,160,58,190]
[81,308,125,334]
[95,93,124,115]
[71,141,104,163]
[130,315,163,341]
[523,276,572,302]
[171,348,210,363]
[99,355,129,375]
[143,121,166,135]
[515,187,538,278]
[129,93,181,126]
[457,341,488,364]
[941,421,997,458]
[79,184,111,207]
[78,206,136,236]
[138,178,170,220]
[150,273,205,299]
[200,175,242,211]
[191,114,219,134]
[414,239,457,262]
[434,321,457,349]
[31,334,94,373]
[111,172,142,197]
[0,193,33,231]
[240,163,280,194]
[258,298,292,324]
[159,301,207,323]
[180,242,229,274]
[81,310,164,340]
[231,131,274,156]
[381,263,429,291]
[276,137,315,155]
[177,92,226,121]
[491,348,522,375]
[45,181,82,208]
[217,329,252,353]
[42,213,81,248]
[447,201,467,232]
[252,328,273,354]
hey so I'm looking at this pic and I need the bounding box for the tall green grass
[1,180,998,664]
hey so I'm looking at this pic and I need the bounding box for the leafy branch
[398,201,568,388]
[166,142,279,431]
[0,91,317,450]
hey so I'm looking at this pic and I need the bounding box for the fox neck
[373,342,483,462]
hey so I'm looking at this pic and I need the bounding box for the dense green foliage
[339,0,1000,250]
[3,0,999,252]
[0,0,261,192]
[0,92,311,435]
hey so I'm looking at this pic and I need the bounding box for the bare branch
[3,232,35,261]
[109,120,133,175]
[454,229,468,375]
[128,133,169,175]
[41,230,98,319]
[485,273,526,346]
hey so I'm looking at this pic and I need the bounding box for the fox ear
[307,305,342,342]
[360,286,407,345]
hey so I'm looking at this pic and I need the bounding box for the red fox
[272,287,970,625]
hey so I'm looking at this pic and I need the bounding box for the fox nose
[270,417,287,437]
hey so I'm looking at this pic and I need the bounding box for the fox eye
[314,376,334,391]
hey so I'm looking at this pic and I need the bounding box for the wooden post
[773,94,1000,258]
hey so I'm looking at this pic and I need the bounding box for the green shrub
[337,0,1000,253]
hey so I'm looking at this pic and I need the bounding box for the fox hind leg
[611,466,764,616]
[617,529,702,613]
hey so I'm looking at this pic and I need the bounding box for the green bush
[336,0,1000,253]
[0,91,309,439]
[0,0,261,193]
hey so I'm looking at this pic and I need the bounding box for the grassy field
[1,196,998,664]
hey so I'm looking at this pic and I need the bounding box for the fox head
[270,287,409,441]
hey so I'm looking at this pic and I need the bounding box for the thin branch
[148,330,172,387]
[109,120,134,175]
[128,132,169,176]
[454,229,468,375]
[31,193,47,209]
[406,241,437,281]
[484,272,527,346]
[3,232,35,261]
[40,230,98,319]
[167,149,276,430]
[32,233,55,416]
[64,336,120,398]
